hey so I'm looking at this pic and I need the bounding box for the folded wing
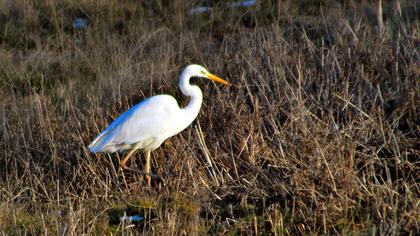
[89,95,179,153]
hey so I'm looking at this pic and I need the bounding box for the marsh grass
[1,0,419,235]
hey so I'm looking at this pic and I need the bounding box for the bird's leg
[145,150,151,188]
[120,148,137,169]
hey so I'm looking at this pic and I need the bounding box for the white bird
[88,64,230,187]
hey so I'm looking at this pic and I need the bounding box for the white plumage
[89,95,181,153]
[88,64,229,187]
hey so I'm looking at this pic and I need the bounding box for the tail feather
[89,129,114,153]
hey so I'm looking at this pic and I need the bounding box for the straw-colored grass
[1,0,419,235]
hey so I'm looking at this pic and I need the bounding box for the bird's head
[185,64,230,86]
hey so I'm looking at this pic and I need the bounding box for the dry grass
[0,0,419,235]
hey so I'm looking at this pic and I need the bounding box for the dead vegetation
[0,0,419,235]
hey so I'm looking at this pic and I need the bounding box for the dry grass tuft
[1,0,419,235]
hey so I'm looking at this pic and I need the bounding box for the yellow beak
[207,73,231,86]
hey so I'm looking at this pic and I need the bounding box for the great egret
[88,64,230,187]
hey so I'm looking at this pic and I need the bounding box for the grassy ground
[0,0,419,235]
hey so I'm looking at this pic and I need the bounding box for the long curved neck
[178,69,203,123]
